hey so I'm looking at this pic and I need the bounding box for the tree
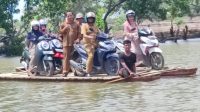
[1,0,199,56]
[164,0,190,26]
[96,8,106,31]
[22,0,126,33]
[0,0,19,42]
[123,0,167,23]
[190,0,200,16]
[0,0,25,56]
[22,0,103,32]
[101,0,127,33]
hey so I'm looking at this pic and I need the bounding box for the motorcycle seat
[74,44,85,50]
[78,44,85,50]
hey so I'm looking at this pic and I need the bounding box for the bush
[3,44,24,56]
[0,46,4,54]
[2,37,24,56]
[96,8,105,31]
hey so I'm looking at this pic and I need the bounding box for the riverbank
[155,29,200,43]
[112,29,200,43]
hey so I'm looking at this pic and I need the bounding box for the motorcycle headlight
[41,41,50,50]
[52,39,62,48]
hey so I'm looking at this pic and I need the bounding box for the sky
[13,0,25,20]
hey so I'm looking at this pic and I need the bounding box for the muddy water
[0,39,200,112]
[0,56,21,73]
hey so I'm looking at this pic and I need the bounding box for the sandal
[62,72,68,77]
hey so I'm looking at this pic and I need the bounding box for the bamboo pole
[105,70,158,84]
[105,68,179,84]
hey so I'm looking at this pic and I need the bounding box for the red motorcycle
[50,37,63,74]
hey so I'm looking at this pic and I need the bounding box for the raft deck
[0,67,197,83]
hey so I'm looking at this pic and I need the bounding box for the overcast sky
[13,0,25,20]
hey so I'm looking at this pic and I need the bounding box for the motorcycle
[49,36,63,74]
[70,32,120,76]
[114,28,164,70]
[20,35,55,76]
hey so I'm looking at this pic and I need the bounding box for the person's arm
[81,24,95,39]
[123,23,138,38]
[123,23,131,37]
[132,64,136,73]
[131,53,137,74]
[25,38,30,49]
[25,33,31,49]
[76,24,82,42]
[59,23,69,34]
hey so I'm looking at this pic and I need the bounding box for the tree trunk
[103,0,127,33]
[170,19,174,37]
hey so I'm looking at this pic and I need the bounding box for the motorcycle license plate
[43,51,54,54]
[55,49,63,52]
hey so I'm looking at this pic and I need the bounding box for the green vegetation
[0,0,200,56]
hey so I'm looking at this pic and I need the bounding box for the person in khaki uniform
[75,12,84,41]
[81,12,99,77]
[75,13,84,26]
[59,11,81,77]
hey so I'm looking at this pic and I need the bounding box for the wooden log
[0,74,120,82]
[104,67,190,83]
[15,67,26,72]
[105,70,161,83]
[105,73,161,83]
[161,67,197,76]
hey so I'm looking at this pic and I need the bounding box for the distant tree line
[0,0,200,56]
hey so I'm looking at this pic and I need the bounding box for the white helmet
[30,20,40,27]
[76,13,84,19]
[126,10,135,17]
[39,19,47,26]
[86,12,96,18]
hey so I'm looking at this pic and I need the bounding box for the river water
[0,39,200,112]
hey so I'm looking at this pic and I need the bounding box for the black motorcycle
[21,36,55,76]
[70,32,120,76]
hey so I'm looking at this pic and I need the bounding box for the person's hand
[88,36,93,39]
[131,33,137,37]
[24,47,28,50]
[63,25,70,31]
[129,72,135,77]
[88,35,95,39]
[132,33,139,40]
[74,39,80,44]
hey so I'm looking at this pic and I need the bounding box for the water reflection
[0,39,200,112]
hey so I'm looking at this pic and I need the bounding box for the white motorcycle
[114,28,164,70]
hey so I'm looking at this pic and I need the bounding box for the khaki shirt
[81,23,99,46]
[59,21,81,47]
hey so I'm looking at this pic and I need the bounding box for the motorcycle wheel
[104,58,120,76]
[44,61,54,76]
[150,52,164,70]
[71,56,85,77]
[71,68,84,77]
[54,59,62,74]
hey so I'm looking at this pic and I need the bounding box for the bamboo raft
[0,67,197,83]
